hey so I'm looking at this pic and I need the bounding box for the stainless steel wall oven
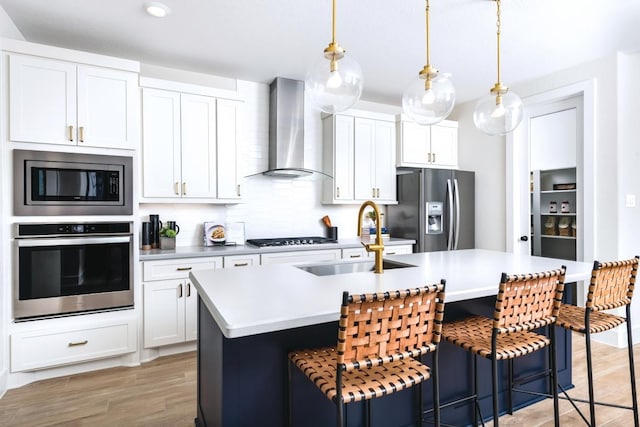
[14,222,134,320]
[13,149,133,216]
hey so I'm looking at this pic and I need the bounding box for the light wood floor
[0,335,638,426]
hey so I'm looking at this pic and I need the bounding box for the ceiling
[2,0,640,105]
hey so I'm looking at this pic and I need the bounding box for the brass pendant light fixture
[473,0,523,135]
[305,0,364,113]
[402,0,455,125]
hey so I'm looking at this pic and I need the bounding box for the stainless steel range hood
[263,77,316,178]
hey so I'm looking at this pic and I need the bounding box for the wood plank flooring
[0,334,638,426]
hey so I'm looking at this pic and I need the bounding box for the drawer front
[342,247,368,260]
[382,245,413,256]
[260,249,341,265]
[11,319,137,372]
[223,254,260,268]
[143,257,222,281]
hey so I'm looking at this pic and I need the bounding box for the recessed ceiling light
[145,1,171,18]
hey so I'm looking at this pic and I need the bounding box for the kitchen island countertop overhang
[190,249,593,339]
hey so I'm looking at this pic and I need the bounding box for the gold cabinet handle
[432,153,436,163]
[174,182,180,195]
[376,188,380,198]
[182,182,187,195]
[68,125,74,141]
[428,153,432,163]
[79,126,85,143]
[178,283,183,298]
[187,282,191,297]
[68,340,88,347]
[234,262,249,267]
[336,187,340,198]
[372,188,376,198]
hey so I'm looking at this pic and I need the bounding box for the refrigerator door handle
[453,178,461,250]
[446,179,454,250]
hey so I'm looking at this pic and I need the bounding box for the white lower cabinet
[142,257,222,348]
[260,249,341,265]
[10,318,137,372]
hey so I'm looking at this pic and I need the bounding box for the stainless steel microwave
[13,149,133,216]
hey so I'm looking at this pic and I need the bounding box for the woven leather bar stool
[556,256,639,426]
[441,267,566,427]
[287,283,446,427]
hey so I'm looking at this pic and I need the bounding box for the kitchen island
[190,249,592,427]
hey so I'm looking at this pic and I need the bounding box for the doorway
[506,80,595,267]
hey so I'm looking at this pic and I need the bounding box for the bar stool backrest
[493,267,566,333]
[336,283,446,372]
[586,256,639,311]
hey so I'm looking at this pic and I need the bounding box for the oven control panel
[15,222,132,238]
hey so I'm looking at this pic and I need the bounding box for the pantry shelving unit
[531,167,577,261]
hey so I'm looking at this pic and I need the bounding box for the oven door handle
[16,236,132,247]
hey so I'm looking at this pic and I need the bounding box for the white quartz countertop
[190,249,593,339]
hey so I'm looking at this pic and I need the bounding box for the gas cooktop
[246,236,336,247]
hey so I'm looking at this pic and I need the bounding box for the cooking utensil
[321,215,332,228]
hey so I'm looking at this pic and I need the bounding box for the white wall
[0,7,23,40]
[450,101,506,251]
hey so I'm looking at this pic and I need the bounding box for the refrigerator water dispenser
[426,202,443,234]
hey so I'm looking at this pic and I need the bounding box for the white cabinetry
[9,54,138,149]
[10,317,137,372]
[141,87,242,201]
[261,249,341,265]
[323,110,396,204]
[396,118,458,169]
[142,257,222,347]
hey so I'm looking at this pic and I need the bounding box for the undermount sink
[296,259,416,276]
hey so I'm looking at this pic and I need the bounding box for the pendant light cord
[496,0,502,85]
[331,0,337,45]
[425,0,431,67]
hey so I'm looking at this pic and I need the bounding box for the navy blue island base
[195,289,574,427]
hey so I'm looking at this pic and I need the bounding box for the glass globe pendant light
[473,0,523,136]
[402,0,455,126]
[305,0,363,113]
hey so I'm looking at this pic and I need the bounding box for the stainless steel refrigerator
[388,168,475,252]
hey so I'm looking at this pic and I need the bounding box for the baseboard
[0,367,8,399]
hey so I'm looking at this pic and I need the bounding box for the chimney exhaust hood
[262,77,323,178]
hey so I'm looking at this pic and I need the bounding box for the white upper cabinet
[216,99,242,200]
[396,118,458,169]
[323,110,396,204]
[9,54,138,150]
[354,118,396,201]
[323,114,355,202]
[180,93,218,198]
[141,87,242,201]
